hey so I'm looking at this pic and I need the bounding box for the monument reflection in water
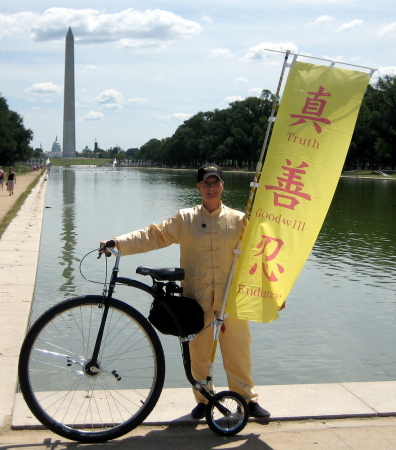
[33,167,396,388]
[59,169,77,294]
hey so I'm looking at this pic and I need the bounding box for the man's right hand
[99,239,119,252]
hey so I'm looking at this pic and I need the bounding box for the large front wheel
[18,295,165,443]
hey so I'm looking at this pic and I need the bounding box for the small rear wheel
[205,391,248,436]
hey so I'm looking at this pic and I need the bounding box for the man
[101,164,270,420]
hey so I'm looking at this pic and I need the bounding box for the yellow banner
[226,61,370,323]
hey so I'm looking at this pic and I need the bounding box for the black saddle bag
[148,295,204,337]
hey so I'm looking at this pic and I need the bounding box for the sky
[1,1,395,154]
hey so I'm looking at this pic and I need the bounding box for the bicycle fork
[85,250,120,379]
[180,338,232,417]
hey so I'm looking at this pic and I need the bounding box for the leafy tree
[126,148,139,158]
[348,85,379,169]
[33,147,45,159]
[0,94,33,165]
[115,151,126,161]
[143,92,275,168]
[222,95,274,167]
[108,146,123,159]
[94,149,106,158]
[373,75,396,169]
[349,75,396,170]
[137,138,163,162]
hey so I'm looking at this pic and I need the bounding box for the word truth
[286,132,320,149]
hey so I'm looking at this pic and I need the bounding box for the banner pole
[205,53,289,333]
[204,51,293,388]
[257,50,292,167]
[218,49,291,317]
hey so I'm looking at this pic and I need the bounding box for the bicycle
[18,241,249,443]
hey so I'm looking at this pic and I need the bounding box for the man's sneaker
[191,402,206,419]
[248,402,271,419]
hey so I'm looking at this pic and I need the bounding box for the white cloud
[242,42,298,63]
[376,66,396,77]
[248,88,263,97]
[119,38,168,53]
[307,15,335,26]
[102,103,123,110]
[82,65,97,73]
[336,19,363,32]
[82,111,104,120]
[202,16,212,23]
[0,8,202,52]
[154,113,192,121]
[94,89,124,105]
[89,91,150,110]
[236,77,247,83]
[379,22,396,37]
[210,48,233,59]
[26,82,62,94]
[210,48,234,59]
[172,113,192,121]
[0,11,36,39]
[127,98,150,104]
[223,95,244,105]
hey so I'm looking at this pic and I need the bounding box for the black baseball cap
[197,164,223,183]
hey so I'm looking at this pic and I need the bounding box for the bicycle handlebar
[98,240,119,259]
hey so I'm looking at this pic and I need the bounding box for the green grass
[48,158,112,166]
[1,165,31,175]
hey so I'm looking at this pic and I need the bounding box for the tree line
[134,90,274,169]
[346,75,396,170]
[1,75,396,169]
[132,75,396,171]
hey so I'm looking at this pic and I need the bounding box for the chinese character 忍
[290,86,332,133]
[265,159,311,210]
[249,235,285,282]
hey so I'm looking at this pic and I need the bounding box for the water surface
[33,167,396,388]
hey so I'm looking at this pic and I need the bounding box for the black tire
[18,295,165,443]
[205,391,249,436]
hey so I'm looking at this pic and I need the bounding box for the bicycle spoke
[19,296,165,443]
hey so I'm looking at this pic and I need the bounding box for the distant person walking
[6,167,16,196]
[0,166,4,190]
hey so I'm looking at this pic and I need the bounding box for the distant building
[82,145,92,154]
[44,136,63,157]
[52,136,62,153]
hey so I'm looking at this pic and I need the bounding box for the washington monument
[63,27,76,158]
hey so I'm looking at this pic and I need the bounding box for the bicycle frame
[97,248,230,414]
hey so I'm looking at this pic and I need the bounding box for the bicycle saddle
[136,266,185,281]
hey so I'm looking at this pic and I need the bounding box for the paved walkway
[0,169,43,225]
[1,168,396,449]
[0,169,47,431]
